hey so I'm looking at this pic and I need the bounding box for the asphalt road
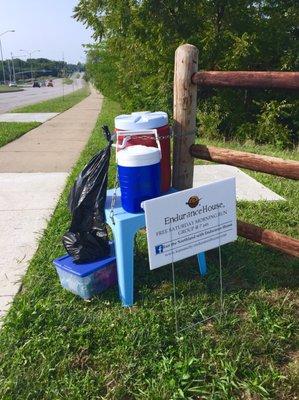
[0,77,84,114]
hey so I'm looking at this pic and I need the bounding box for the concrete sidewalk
[193,165,284,201]
[0,88,102,172]
[0,113,59,123]
[0,88,103,325]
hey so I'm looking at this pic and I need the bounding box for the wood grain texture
[172,44,198,190]
[190,144,299,180]
[192,71,299,89]
[237,220,299,257]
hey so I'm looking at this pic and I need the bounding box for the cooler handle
[115,129,161,152]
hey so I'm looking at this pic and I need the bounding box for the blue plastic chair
[105,188,207,306]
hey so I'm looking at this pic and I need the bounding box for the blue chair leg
[111,221,136,307]
[197,252,207,276]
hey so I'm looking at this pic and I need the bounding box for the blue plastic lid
[115,111,168,131]
[53,243,116,277]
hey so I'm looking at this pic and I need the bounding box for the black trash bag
[62,229,109,264]
[62,126,113,264]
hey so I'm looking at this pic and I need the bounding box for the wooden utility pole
[172,44,198,190]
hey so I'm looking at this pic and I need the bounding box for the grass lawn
[63,78,74,85]
[0,122,40,148]
[12,86,90,113]
[0,85,24,93]
[0,98,298,399]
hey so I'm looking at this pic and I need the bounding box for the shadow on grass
[95,233,298,308]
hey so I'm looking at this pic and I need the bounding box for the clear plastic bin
[53,243,117,299]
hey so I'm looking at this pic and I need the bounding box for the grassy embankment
[12,85,90,113]
[0,85,23,93]
[0,122,40,148]
[0,98,298,399]
[63,77,74,85]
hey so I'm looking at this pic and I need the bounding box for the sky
[0,0,94,64]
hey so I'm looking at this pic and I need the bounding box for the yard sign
[143,178,237,270]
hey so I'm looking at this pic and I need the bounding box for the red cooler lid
[115,111,168,131]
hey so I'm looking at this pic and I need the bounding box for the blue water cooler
[117,145,161,213]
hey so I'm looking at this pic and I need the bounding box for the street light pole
[7,58,12,82]
[30,52,33,80]
[16,55,26,81]
[0,39,5,84]
[19,49,40,81]
[11,54,25,82]
[11,52,16,82]
[0,30,15,84]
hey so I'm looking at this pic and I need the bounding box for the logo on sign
[186,196,201,208]
[155,245,164,254]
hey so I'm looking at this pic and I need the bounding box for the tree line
[0,58,84,82]
[74,0,298,148]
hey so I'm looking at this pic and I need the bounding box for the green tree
[74,0,299,148]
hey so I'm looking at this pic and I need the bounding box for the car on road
[33,81,41,88]
[8,81,17,87]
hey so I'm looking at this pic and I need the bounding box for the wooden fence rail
[237,221,299,258]
[192,71,299,89]
[173,43,299,257]
[190,144,299,180]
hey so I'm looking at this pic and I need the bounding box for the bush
[197,102,224,140]
[198,99,296,149]
[255,100,293,149]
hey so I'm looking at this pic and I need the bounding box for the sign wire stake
[171,261,179,336]
[217,207,224,322]
[218,245,224,321]
[169,220,179,336]
[142,179,236,336]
